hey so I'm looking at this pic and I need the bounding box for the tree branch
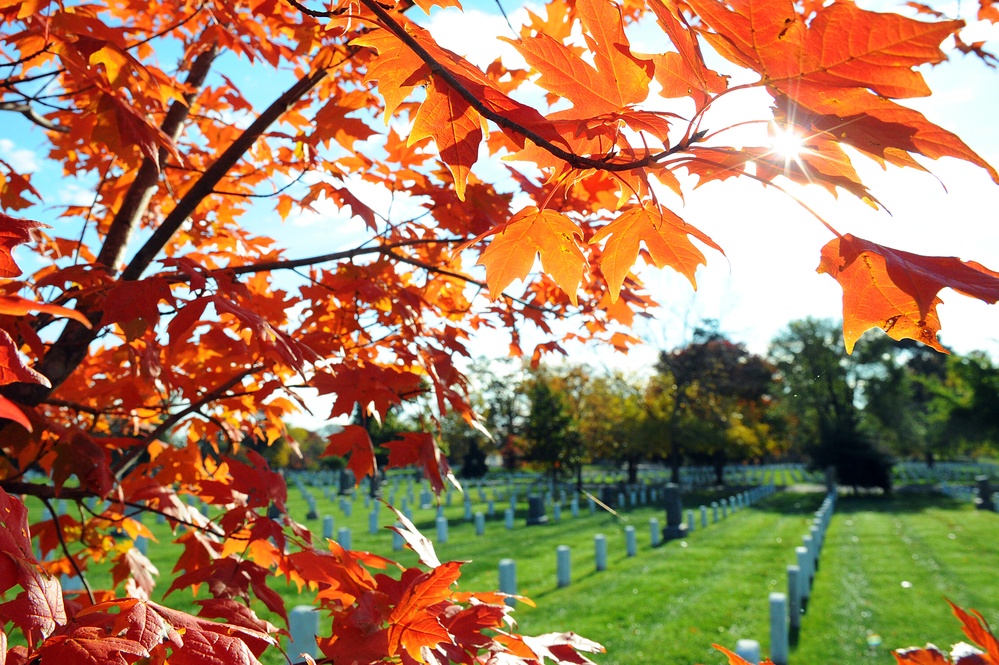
[120,65,330,282]
[112,366,264,478]
[96,43,221,273]
[0,100,69,133]
[356,0,692,172]
[40,497,95,604]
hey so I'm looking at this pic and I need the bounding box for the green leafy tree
[523,373,582,485]
[939,352,999,458]
[770,318,893,492]
[657,323,778,483]
[573,369,651,485]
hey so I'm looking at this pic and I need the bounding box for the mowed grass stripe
[793,494,999,665]
[463,492,826,665]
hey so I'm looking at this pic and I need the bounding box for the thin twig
[40,497,96,605]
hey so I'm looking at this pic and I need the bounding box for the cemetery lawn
[30,487,999,665]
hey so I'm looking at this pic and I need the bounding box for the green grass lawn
[20,485,999,665]
[794,493,999,664]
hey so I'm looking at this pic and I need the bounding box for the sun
[769,126,806,162]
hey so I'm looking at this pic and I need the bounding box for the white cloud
[0,138,41,173]
[425,6,530,69]
[57,182,96,206]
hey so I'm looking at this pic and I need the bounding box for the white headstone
[288,605,319,659]
[594,534,608,571]
[499,558,516,607]
[556,545,571,587]
[769,593,789,665]
[735,639,761,664]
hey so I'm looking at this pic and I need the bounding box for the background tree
[522,371,583,485]
[857,338,951,466]
[769,318,894,492]
[574,369,651,485]
[1,0,998,660]
[938,352,999,459]
[656,323,779,483]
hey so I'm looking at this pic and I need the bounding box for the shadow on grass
[831,492,970,514]
[745,488,971,516]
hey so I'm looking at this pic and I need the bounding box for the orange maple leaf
[409,79,483,202]
[387,561,463,660]
[590,202,722,301]
[501,0,652,115]
[478,207,586,304]
[817,234,999,353]
[713,644,776,665]
[686,0,999,183]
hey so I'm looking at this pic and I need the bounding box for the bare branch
[40,497,95,605]
[0,100,69,133]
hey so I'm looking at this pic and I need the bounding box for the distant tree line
[437,319,999,492]
[271,318,999,493]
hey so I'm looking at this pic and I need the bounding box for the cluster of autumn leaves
[1,0,999,660]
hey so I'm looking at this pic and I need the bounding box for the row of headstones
[494,485,778,598]
[312,481,779,551]
[736,491,837,665]
[284,485,778,657]
[287,463,806,503]
[940,476,998,512]
[896,461,998,484]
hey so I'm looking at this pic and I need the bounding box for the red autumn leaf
[227,450,288,512]
[0,161,42,212]
[0,490,66,639]
[109,548,159,600]
[100,277,175,330]
[194,599,280,637]
[387,561,463,659]
[323,425,378,482]
[817,234,999,353]
[713,644,776,665]
[313,365,425,420]
[948,600,999,661]
[167,557,287,624]
[0,394,31,431]
[147,601,275,664]
[36,629,148,665]
[590,202,723,302]
[0,213,44,278]
[51,429,114,498]
[894,645,953,664]
[686,0,999,183]
[0,295,92,329]
[478,207,586,305]
[501,0,652,115]
[648,0,728,109]
[0,328,49,387]
[383,432,458,495]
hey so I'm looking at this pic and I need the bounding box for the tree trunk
[627,459,638,485]
[669,454,681,484]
